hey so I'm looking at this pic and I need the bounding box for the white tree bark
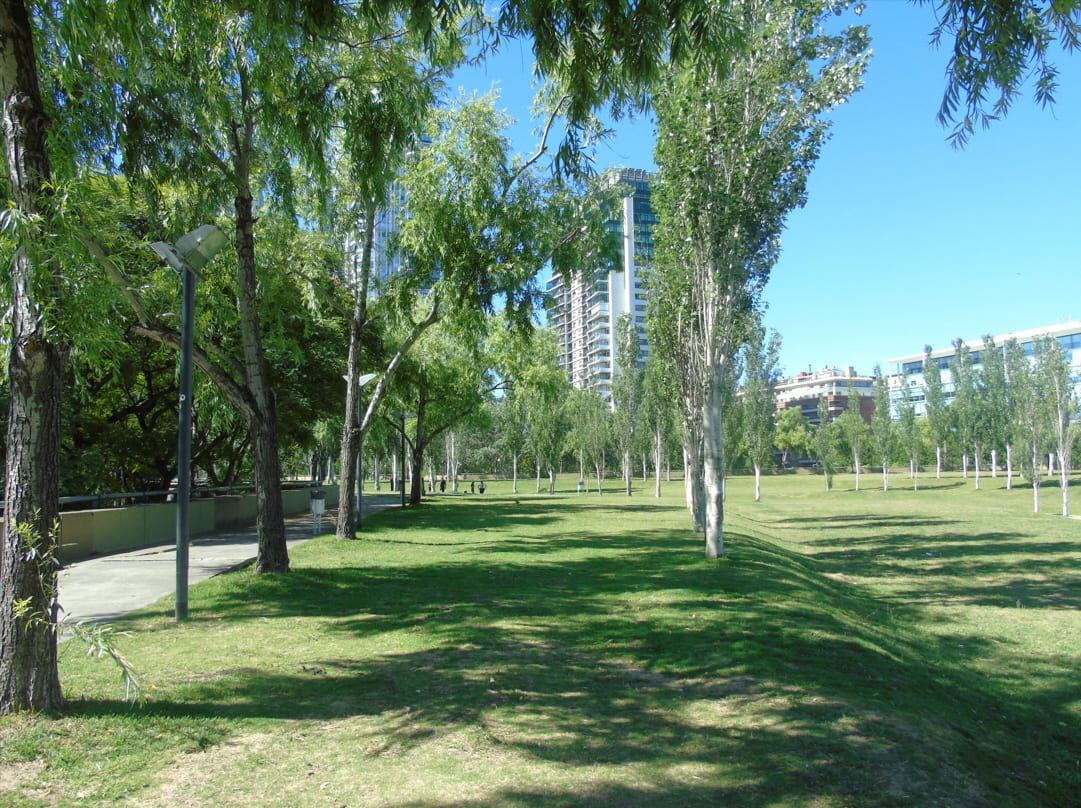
[702,367,725,559]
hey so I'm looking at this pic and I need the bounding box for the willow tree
[52,0,372,572]
[330,12,469,540]
[651,0,868,558]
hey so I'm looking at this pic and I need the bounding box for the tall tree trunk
[1006,443,1014,490]
[974,449,981,490]
[753,461,762,502]
[512,451,518,494]
[0,0,64,713]
[336,320,363,539]
[936,444,942,478]
[409,401,425,506]
[625,449,632,496]
[336,203,376,539]
[991,448,998,477]
[702,367,725,559]
[235,193,288,573]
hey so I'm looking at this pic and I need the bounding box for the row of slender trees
[794,335,1080,518]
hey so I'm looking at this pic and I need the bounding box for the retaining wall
[59,486,340,562]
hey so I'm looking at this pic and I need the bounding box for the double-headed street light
[151,225,228,622]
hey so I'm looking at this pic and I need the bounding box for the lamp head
[151,224,228,278]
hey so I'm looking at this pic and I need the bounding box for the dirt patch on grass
[0,759,46,793]
[124,732,276,808]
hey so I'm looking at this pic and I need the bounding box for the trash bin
[310,489,326,534]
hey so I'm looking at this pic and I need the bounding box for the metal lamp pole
[151,225,228,621]
[392,412,413,507]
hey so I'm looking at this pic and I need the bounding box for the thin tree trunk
[655,430,663,498]
[683,439,705,532]
[1060,451,1070,517]
[0,0,64,713]
[974,449,981,490]
[702,370,725,559]
[753,461,761,501]
[512,451,518,494]
[936,444,942,479]
[1033,447,1041,513]
[991,448,999,478]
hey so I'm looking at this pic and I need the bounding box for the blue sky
[454,1,1081,379]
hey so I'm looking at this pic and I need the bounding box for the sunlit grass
[1,470,1078,807]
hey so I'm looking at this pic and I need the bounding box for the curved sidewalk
[58,496,399,624]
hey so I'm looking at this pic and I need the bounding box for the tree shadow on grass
[74,516,1081,807]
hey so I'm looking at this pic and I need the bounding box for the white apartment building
[884,321,1081,417]
[546,168,654,403]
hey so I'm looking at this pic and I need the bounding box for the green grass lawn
[2,471,1079,807]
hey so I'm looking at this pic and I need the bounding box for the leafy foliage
[926,0,1081,146]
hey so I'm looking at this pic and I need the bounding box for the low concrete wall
[59,485,340,563]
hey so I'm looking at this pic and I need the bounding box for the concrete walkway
[57,496,399,624]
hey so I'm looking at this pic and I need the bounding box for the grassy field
[2,471,1079,807]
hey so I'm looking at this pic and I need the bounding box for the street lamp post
[151,225,228,622]
[392,412,414,507]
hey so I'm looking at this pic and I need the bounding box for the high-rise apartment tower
[546,168,655,402]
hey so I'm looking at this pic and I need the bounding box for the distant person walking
[478,481,486,494]
[439,477,446,493]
